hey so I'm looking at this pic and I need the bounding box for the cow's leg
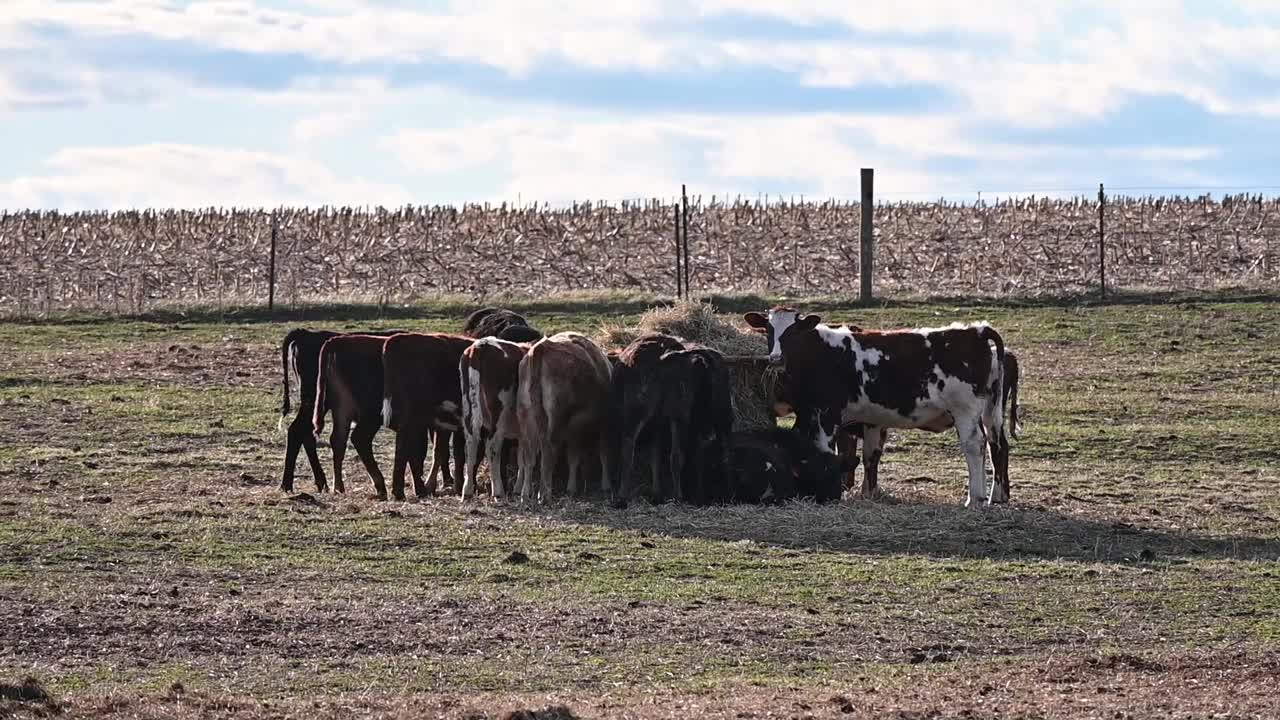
[284,413,325,493]
[389,430,408,501]
[518,435,538,504]
[409,429,430,499]
[349,420,383,496]
[668,419,687,504]
[956,415,988,508]
[649,427,665,502]
[425,429,450,495]
[539,430,563,504]
[598,429,615,503]
[328,417,352,496]
[452,430,465,495]
[989,427,1011,504]
[485,429,507,500]
[566,439,584,498]
[860,425,884,498]
[463,425,485,501]
[616,422,641,502]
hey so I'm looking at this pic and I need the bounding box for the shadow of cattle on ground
[510,494,1280,565]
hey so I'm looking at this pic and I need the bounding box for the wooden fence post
[860,168,875,304]
[673,202,683,299]
[268,212,278,312]
[1098,183,1107,299]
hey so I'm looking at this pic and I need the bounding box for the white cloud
[0,144,411,210]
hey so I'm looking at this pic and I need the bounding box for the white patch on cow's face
[766,308,799,362]
[764,461,774,472]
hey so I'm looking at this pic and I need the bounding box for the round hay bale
[596,301,779,432]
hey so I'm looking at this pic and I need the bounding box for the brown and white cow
[459,336,537,500]
[381,332,475,501]
[744,307,1011,507]
[516,332,614,503]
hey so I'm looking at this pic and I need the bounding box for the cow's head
[794,450,856,504]
[743,307,821,365]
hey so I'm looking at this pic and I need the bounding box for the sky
[2,0,1280,210]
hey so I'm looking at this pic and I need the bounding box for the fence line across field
[1,175,1278,315]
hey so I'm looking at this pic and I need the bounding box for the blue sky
[2,0,1280,210]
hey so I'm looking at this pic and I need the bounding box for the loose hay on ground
[596,302,779,432]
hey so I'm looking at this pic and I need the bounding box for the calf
[612,334,736,504]
[381,332,475,501]
[745,308,1011,507]
[280,328,408,493]
[463,307,535,340]
[459,336,536,500]
[516,332,614,503]
[312,333,398,496]
[279,328,338,492]
[724,428,853,504]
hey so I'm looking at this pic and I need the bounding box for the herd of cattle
[279,306,1021,508]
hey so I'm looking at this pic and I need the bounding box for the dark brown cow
[280,328,407,493]
[745,308,1012,507]
[516,332,614,503]
[463,307,535,340]
[381,332,475,501]
[459,336,536,500]
[613,333,735,504]
[312,334,394,496]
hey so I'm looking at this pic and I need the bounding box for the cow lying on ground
[613,333,734,504]
[460,336,537,500]
[745,308,1012,507]
[722,427,853,504]
[312,333,402,496]
[517,332,614,503]
[381,332,475,501]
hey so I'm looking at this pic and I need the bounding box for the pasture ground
[1,292,1278,719]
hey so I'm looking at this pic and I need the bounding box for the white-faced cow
[459,336,538,500]
[744,307,1012,507]
[516,332,615,503]
[381,332,475,501]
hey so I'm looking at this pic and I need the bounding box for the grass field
[2,292,1278,719]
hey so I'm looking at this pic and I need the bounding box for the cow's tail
[978,323,1006,439]
[381,337,396,431]
[1004,351,1021,441]
[279,329,305,433]
[312,338,335,438]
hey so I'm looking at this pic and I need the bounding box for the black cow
[718,428,852,504]
[613,333,734,504]
[278,328,406,493]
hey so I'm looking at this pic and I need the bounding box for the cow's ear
[796,314,822,332]
[743,312,769,333]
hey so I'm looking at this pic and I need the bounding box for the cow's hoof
[375,493,388,502]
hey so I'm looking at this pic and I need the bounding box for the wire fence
[1,186,1277,316]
